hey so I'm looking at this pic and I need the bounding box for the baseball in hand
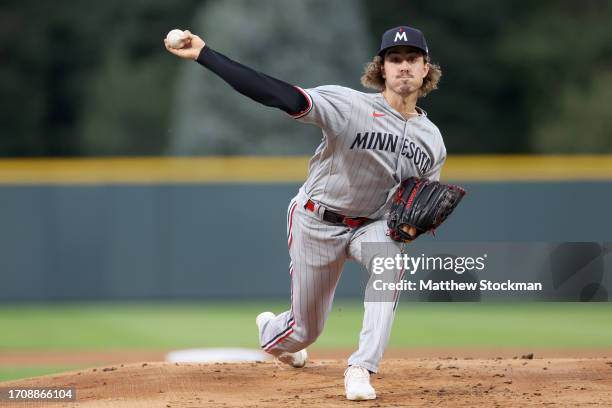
[166,29,187,49]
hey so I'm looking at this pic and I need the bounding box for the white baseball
[166,29,186,49]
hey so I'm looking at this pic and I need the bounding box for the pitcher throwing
[165,25,446,401]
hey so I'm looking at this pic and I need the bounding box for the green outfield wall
[1,181,611,301]
[0,156,610,301]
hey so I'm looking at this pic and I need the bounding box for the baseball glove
[387,177,466,242]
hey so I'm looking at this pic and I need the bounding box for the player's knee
[295,324,324,347]
[301,333,319,346]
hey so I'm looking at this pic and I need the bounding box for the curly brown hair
[360,55,442,97]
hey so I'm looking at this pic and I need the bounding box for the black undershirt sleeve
[196,46,310,116]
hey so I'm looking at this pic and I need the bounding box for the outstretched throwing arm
[164,30,309,116]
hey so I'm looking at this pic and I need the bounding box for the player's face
[382,47,429,96]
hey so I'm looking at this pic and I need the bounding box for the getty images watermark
[363,242,611,302]
[370,252,543,293]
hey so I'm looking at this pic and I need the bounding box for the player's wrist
[193,40,207,59]
[194,44,208,62]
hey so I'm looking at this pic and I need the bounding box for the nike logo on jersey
[372,111,385,117]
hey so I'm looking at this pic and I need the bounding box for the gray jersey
[295,85,446,218]
[258,86,447,374]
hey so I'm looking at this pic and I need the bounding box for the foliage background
[2,0,610,157]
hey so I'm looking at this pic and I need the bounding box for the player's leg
[258,198,350,356]
[346,219,405,373]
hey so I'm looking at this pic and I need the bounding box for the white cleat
[256,311,276,328]
[256,311,308,368]
[344,365,377,401]
[278,348,308,368]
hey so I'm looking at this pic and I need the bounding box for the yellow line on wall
[0,157,309,184]
[444,155,612,181]
[0,155,610,184]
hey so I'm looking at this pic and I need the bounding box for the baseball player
[165,25,445,401]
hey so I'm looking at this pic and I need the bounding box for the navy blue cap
[378,26,428,57]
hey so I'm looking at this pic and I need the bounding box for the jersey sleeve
[196,47,310,116]
[423,152,446,181]
[293,85,353,136]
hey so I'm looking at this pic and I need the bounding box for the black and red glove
[387,177,466,242]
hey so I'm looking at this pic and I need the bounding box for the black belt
[305,199,370,228]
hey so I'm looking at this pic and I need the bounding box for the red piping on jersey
[263,314,296,351]
[289,86,313,119]
[289,264,295,321]
[264,327,294,352]
[287,201,297,248]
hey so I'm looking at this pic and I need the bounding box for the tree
[498,0,612,153]
[0,1,104,155]
[364,0,530,154]
[79,0,201,155]
[169,0,372,155]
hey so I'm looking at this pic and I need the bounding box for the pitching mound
[2,358,611,407]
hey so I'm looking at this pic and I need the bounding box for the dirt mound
[1,358,611,407]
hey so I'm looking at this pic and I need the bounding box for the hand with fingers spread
[163,30,206,60]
